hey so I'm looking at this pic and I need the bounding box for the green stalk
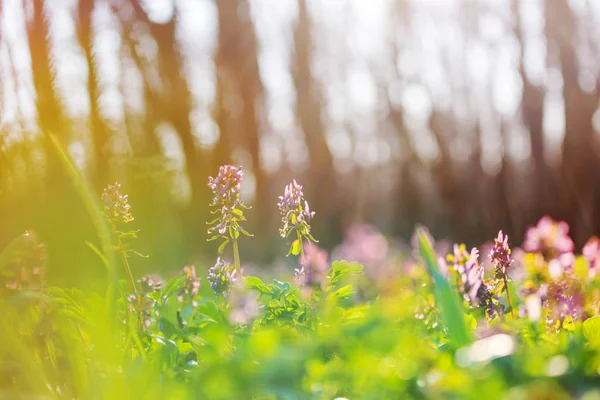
[232,238,242,278]
[503,274,515,319]
[112,223,137,295]
[297,230,305,259]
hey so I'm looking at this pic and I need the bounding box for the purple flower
[207,165,249,238]
[295,242,328,289]
[333,224,388,273]
[489,231,514,276]
[207,165,244,207]
[127,274,163,329]
[447,244,471,275]
[449,245,504,319]
[546,272,585,323]
[102,182,134,224]
[278,180,314,224]
[583,237,600,277]
[523,216,574,258]
[461,248,484,305]
[277,180,316,241]
[228,287,261,325]
[208,257,237,297]
[177,265,201,305]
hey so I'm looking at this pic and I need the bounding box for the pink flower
[523,216,574,258]
[583,237,600,277]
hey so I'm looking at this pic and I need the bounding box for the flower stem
[503,274,515,319]
[232,238,242,278]
[112,223,137,294]
[297,230,305,259]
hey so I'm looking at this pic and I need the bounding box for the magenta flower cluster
[523,216,574,258]
[489,231,514,277]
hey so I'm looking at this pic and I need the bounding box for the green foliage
[7,156,600,399]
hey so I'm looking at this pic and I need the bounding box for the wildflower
[523,216,574,258]
[295,242,328,290]
[583,236,600,277]
[278,180,317,256]
[227,286,261,325]
[208,257,237,297]
[176,265,201,306]
[207,165,244,207]
[102,182,134,225]
[450,246,504,320]
[489,231,514,278]
[333,224,388,273]
[207,165,252,277]
[488,231,516,317]
[462,248,484,305]
[138,274,164,293]
[447,244,471,275]
[546,272,585,324]
[127,274,163,329]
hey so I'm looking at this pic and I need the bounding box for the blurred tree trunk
[513,0,547,220]
[291,0,337,245]
[213,0,267,237]
[120,1,207,203]
[76,0,112,189]
[25,0,68,191]
[546,0,598,243]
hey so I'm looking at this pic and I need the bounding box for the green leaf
[244,276,274,295]
[418,228,471,348]
[232,209,244,217]
[244,276,263,286]
[207,234,222,242]
[328,261,364,285]
[465,314,477,331]
[160,275,187,302]
[218,239,230,254]
[240,229,254,237]
[288,240,301,256]
[196,302,226,325]
[583,316,600,348]
[334,285,356,301]
[273,280,291,292]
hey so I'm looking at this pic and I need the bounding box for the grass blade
[46,133,116,276]
[418,228,471,348]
